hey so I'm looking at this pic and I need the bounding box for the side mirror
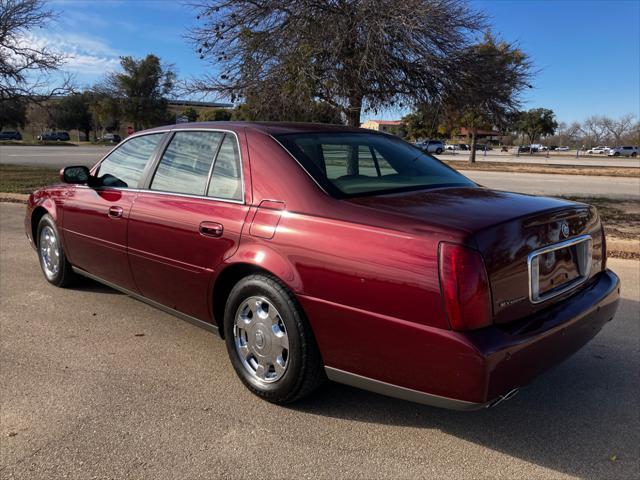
[60,166,90,184]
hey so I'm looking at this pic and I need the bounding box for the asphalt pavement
[1,202,638,479]
[0,145,112,168]
[460,170,640,199]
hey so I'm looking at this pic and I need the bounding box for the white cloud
[22,31,121,76]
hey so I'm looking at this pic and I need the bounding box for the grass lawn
[0,165,60,194]
[561,196,640,242]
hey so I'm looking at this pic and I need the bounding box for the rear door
[127,130,249,322]
[62,133,166,290]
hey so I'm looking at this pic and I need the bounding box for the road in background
[0,145,111,167]
[443,151,639,168]
[1,145,638,199]
[462,170,639,199]
[1,202,638,479]
[2,145,638,168]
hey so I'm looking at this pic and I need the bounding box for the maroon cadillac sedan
[25,122,620,409]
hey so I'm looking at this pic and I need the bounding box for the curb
[0,193,28,203]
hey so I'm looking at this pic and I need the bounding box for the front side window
[207,134,242,201]
[151,131,224,195]
[275,132,475,197]
[97,133,164,188]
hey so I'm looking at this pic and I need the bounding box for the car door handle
[108,206,124,219]
[199,222,223,238]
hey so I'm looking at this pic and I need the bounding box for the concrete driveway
[1,202,638,479]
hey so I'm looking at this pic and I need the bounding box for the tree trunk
[469,128,477,163]
[346,106,361,128]
[345,95,362,174]
[528,132,535,155]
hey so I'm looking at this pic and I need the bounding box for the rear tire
[36,214,77,287]
[223,274,324,404]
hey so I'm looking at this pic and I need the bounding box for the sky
[41,0,640,124]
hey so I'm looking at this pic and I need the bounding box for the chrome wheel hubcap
[39,226,60,280]
[234,296,289,383]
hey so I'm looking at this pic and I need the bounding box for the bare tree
[580,116,608,146]
[0,0,70,101]
[187,0,486,127]
[549,121,582,147]
[601,114,636,145]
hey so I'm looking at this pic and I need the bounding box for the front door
[127,131,249,321]
[62,133,166,290]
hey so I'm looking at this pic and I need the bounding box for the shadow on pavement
[70,277,124,295]
[291,297,639,479]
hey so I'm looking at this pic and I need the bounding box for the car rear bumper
[466,268,620,404]
[304,269,620,409]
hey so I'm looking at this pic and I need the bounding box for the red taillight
[438,242,492,331]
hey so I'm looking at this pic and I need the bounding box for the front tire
[37,214,76,287]
[223,274,324,404]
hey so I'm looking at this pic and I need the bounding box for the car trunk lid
[348,187,604,325]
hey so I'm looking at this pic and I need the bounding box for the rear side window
[207,135,242,201]
[97,133,164,188]
[151,131,224,195]
[275,132,474,197]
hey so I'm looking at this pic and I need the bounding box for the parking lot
[1,202,638,479]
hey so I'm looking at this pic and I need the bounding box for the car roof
[141,121,374,136]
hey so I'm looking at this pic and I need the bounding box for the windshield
[274,132,475,197]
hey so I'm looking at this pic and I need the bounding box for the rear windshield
[274,132,475,198]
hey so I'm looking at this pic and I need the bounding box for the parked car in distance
[556,146,570,152]
[445,143,469,151]
[37,131,71,142]
[587,146,610,154]
[415,139,444,154]
[26,122,620,410]
[518,145,539,153]
[0,130,22,140]
[608,146,638,157]
[98,133,122,144]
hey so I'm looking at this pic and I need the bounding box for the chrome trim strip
[74,185,245,205]
[527,234,592,304]
[203,132,226,197]
[72,267,220,336]
[324,367,488,411]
